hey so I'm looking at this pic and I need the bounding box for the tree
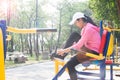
[89,0,120,27]
[89,0,120,45]
[6,0,47,59]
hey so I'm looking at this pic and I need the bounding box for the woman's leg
[64,32,81,48]
[67,51,91,80]
[50,32,81,60]
[66,56,80,80]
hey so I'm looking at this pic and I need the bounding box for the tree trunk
[55,9,62,52]
[20,34,24,52]
[35,34,39,61]
[28,34,33,57]
[41,33,44,53]
[116,0,120,19]
[10,36,14,52]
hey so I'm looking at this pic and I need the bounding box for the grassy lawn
[5,55,49,68]
[5,60,15,68]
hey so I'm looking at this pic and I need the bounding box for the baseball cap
[69,12,85,25]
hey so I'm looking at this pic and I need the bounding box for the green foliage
[89,0,120,27]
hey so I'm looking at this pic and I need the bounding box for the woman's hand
[57,48,71,56]
[57,49,65,56]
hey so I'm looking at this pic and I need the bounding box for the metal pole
[35,0,39,60]
[36,0,38,27]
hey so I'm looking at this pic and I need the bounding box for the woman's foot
[49,52,64,61]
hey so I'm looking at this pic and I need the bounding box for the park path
[6,61,55,80]
[6,60,120,80]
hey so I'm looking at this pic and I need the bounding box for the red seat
[105,60,113,65]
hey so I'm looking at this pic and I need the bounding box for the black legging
[63,32,81,80]
[62,32,81,58]
[64,32,81,48]
[67,56,79,80]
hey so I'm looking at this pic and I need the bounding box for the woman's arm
[57,47,72,56]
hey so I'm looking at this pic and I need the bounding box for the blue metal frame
[52,64,67,80]
[0,20,7,59]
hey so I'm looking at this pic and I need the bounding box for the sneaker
[49,52,64,61]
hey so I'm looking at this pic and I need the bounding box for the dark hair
[82,15,97,26]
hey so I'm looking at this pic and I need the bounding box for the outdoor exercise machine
[83,27,120,71]
[52,21,120,80]
[0,20,57,80]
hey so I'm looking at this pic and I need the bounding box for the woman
[52,12,101,80]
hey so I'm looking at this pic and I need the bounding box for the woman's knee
[68,32,81,42]
[70,32,80,38]
[66,60,73,69]
[66,56,79,69]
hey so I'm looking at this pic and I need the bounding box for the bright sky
[42,0,89,15]
[41,0,63,15]
[42,0,89,27]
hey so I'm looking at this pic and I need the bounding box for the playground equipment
[7,26,57,33]
[52,21,120,80]
[0,27,5,80]
[0,20,57,80]
[114,38,120,64]
[83,28,120,71]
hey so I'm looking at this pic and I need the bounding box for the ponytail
[82,15,97,26]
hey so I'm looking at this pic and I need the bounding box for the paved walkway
[6,61,55,80]
[6,61,120,80]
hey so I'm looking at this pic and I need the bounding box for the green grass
[27,54,43,61]
[5,54,49,68]
[5,61,14,67]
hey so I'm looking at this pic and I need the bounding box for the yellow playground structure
[0,20,57,80]
[0,28,5,80]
